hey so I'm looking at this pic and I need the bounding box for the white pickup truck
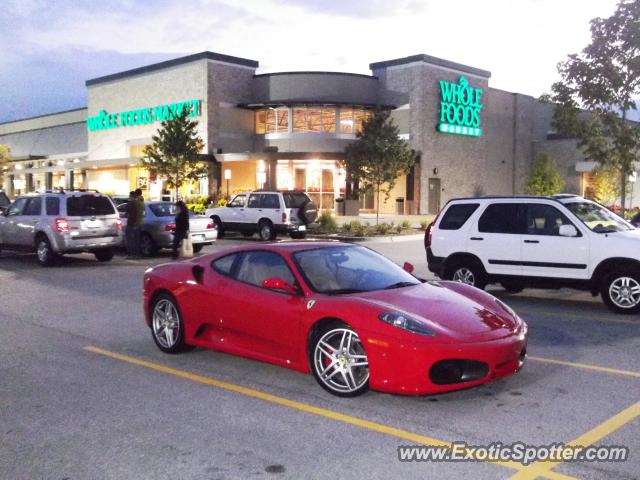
[206,190,318,241]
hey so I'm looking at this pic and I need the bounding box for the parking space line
[85,346,582,479]
[529,356,640,378]
[508,401,640,480]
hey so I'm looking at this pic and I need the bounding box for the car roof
[446,195,587,206]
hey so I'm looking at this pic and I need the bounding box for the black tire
[310,322,369,397]
[193,244,204,253]
[211,216,225,238]
[290,232,307,240]
[35,235,58,267]
[501,282,524,294]
[150,293,193,353]
[140,232,158,257]
[258,219,276,241]
[298,201,319,225]
[600,268,640,314]
[444,258,487,290]
[94,248,114,262]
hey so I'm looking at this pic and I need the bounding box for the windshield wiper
[324,288,366,295]
[383,281,420,290]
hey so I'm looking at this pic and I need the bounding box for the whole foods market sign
[438,77,483,137]
[86,99,201,132]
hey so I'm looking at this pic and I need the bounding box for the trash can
[396,197,405,215]
[335,197,345,216]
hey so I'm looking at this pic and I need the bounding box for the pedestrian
[172,200,190,259]
[126,189,144,257]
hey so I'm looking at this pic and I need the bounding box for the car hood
[353,282,520,341]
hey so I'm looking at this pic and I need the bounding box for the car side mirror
[559,225,578,237]
[403,262,415,273]
[263,277,298,295]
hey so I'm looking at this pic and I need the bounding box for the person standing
[172,200,190,259]
[124,191,137,258]
[126,189,144,258]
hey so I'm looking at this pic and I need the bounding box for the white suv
[425,195,640,314]
[205,191,318,241]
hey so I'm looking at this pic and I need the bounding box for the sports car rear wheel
[151,293,191,353]
[311,325,369,397]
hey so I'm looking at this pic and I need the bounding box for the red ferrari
[143,242,527,397]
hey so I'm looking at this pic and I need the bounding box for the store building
[1,50,632,213]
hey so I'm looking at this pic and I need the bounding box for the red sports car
[143,242,527,397]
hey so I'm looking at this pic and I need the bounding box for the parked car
[143,242,527,397]
[426,194,640,314]
[110,195,131,207]
[0,191,10,215]
[205,190,318,241]
[118,201,217,256]
[0,190,121,266]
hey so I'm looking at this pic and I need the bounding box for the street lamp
[224,169,231,199]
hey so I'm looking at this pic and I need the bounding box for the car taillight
[425,222,434,248]
[55,218,70,233]
[282,212,287,223]
[115,219,122,231]
[165,224,176,231]
[206,222,215,229]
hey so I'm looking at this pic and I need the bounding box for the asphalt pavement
[0,237,638,480]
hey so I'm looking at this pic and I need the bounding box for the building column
[266,159,277,190]
[207,161,220,199]
[5,174,14,198]
[26,173,34,193]
[45,172,53,190]
[65,169,74,190]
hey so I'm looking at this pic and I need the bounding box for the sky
[0,0,622,123]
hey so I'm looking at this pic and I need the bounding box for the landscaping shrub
[318,211,338,233]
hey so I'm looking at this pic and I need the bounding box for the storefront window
[256,106,369,134]
[255,109,266,134]
[293,107,336,133]
[339,108,372,133]
[265,107,289,133]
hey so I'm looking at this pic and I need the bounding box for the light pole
[224,169,231,200]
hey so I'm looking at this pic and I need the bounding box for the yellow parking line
[529,356,640,378]
[508,401,640,480]
[85,346,572,477]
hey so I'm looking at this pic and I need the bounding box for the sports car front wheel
[311,325,369,397]
[151,293,191,353]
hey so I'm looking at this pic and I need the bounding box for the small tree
[586,165,620,205]
[141,109,206,200]
[545,0,640,214]
[343,111,414,223]
[525,153,565,195]
[0,144,10,186]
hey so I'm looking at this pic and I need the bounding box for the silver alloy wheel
[608,276,640,309]
[314,328,369,394]
[260,223,272,240]
[152,299,180,348]
[37,240,49,263]
[453,267,475,285]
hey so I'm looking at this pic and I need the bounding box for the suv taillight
[206,222,215,229]
[282,212,287,223]
[424,222,434,248]
[115,219,122,231]
[55,218,70,233]
[165,224,176,231]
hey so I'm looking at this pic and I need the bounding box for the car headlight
[379,312,436,336]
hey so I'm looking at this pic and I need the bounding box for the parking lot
[1,237,638,480]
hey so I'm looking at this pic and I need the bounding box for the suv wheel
[35,236,57,267]
[258,220,276,241]
[445,259,487,289]
[140,233,157,257]
[94,248,114,262]
[601,268,640,314]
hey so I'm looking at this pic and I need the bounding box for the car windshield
[66,195,115,216]
[293,245,420,294]
[564,201,633,233]
[149,203,176,217]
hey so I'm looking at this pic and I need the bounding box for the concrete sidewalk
[333,213,434,228]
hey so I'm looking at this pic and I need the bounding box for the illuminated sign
[438,76,483,137]
[86,99,201,132]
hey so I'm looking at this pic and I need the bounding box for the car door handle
[524,240,539,244]
[470,237,483,241]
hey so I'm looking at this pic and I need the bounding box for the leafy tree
[525,153,565,195]
[343,111,414,223]
[545,0,640,213]
[0,144,10,186]
[585,165,620,205]
[140,109,206,200]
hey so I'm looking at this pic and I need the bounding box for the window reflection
[256,106,371,135]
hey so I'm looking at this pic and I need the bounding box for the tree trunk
[620,109,628,215]
[376,182,381,225]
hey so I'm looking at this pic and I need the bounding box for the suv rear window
[66,195,116,216]
[439,203,479,230]
[478,203,524,234]
[282,192,310,208]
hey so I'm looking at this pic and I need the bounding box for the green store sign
[438,76,483,137]
[86,99,201,132]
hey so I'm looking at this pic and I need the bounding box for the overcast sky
[0,0,621,123]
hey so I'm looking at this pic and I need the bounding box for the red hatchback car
[143,242,527,397]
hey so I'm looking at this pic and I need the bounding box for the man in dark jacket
[126,189,145,257]
[172,200,190,259]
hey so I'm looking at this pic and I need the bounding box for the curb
[307,233,424,243]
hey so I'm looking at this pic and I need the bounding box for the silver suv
[0,190,122,266]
